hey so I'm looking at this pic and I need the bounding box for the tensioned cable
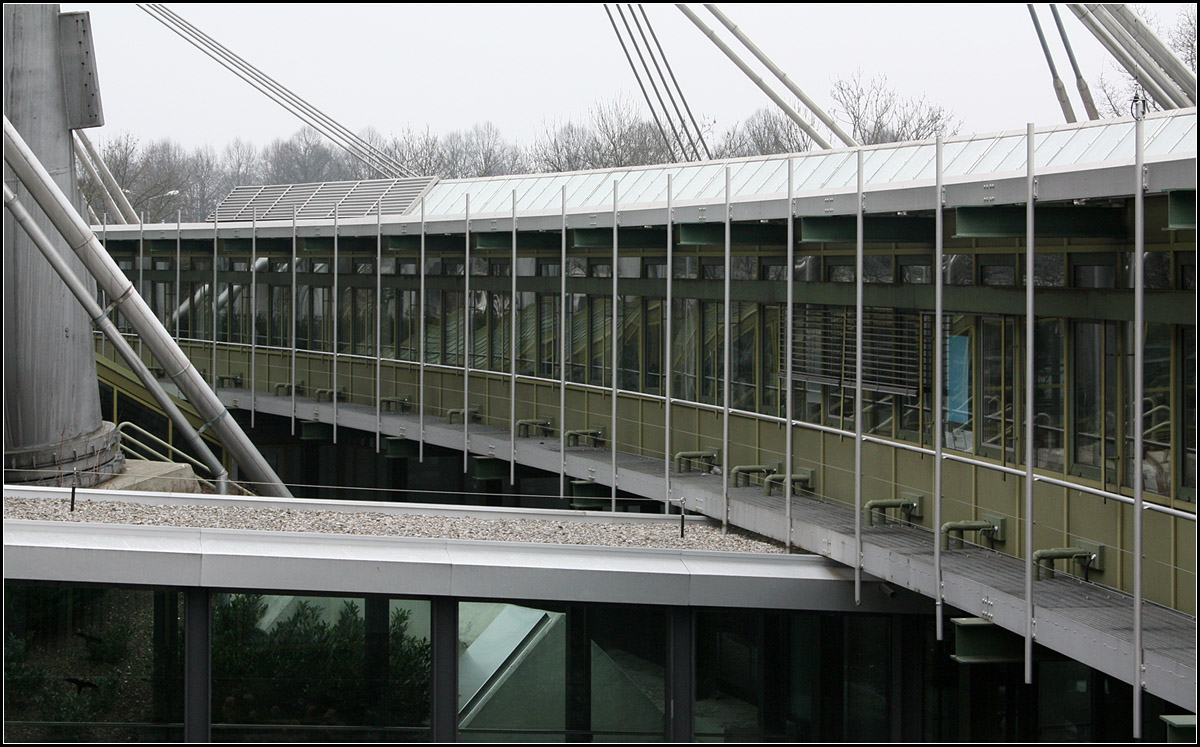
[629,4,702,161]
[141,3,410,178]
[603,4,679,162]
[615,4,690,161]
[143,3,413,178]
[638,4,711,159]
[138,4,416,179]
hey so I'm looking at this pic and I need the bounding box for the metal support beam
[666,175,674,515]
[1024,123,1036,686]
[560,187,568,492]
[1050,4,1100,120]
[430,596,458,742]
[290,207,297,436]
[510,190,518,484]
[934,135,945,640]
[676,4,833,149]
[799,215,935,243]
[420,198,427,462]
[954,205,1124,238]
[332,206,339,445]
[722,166,731,533]
[854,149,864,604]
[611,181,619,512]
[1133,107,1147,740]
[1028,4,1077,123]
[464,195,471,473]
[183,587,210,743]
[666,606,694,742]
[785,158,794,551]
[704,3,857,147]
[375,209,382,452]
[250,213,257,427]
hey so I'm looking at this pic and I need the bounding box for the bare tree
[1169,4,1197,73]
[830,70,959,145]
[713,106,816,158]
[1096,5,1196,117]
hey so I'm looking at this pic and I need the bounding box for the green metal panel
[949,617,1024,664]
[800,215,935,243]
[1167,190,1196,230]
[472,456,508,481]
[1161,714,1196,742]
[299,420,333,441]
[676,223,786,246]
[386,234,465,252]
[475,231,562,250]
[954,206,1125,238]
[384,437,419,459]
[572,227,667,248]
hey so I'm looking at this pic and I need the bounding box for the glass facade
[4,582,1182,742]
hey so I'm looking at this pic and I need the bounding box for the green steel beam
[800,215,935,243]
[1167,190,1196,230]
[384,437,419,459]
[677,223,786,246]
[472,456,508,481]
[572,227,667,248]
[949,617,1024,664]
[299,420,333,441]
[954,206,1125,238]
[475,231,562,251]
[385,234,465,252]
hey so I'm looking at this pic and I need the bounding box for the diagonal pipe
[4,115,292,498]
[4,183,229,494]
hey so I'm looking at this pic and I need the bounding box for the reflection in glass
[210,594,430,742]
[4,584,184,742]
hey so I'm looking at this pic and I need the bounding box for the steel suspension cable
[603,4,679,162]
[639,4,711,159]
[139,3,415,178]
[629,4,702,161]
[614,4,689,161]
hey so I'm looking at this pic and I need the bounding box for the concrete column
[3,5,113,485]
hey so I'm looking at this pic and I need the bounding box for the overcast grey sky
[61,3,1192,153]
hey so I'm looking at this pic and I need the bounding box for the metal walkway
[214,385,1196,710]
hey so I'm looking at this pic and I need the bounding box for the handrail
[104,331,1197,523]
[118,422,214,479]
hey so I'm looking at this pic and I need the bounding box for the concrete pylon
[3,4,121,486]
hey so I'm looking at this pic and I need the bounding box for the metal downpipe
[4,115,291,498]
[4,183,229,494]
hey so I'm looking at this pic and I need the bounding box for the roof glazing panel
[210,111,1193,224]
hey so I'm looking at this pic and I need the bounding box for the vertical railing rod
[854,148,864,604]
[419,197,426,462]
[175,209,181,341]
[375,208,382,452]
[934,136,945,640]
[138,212,144,358]
[785,158,795,551]
[463,194,471,472]
[1024,122,1036,684]
[290,206,297,436]
[1132,106,1146,740]
[510,190,518,484]
[333,204,339,444]
[666,174,674,515]
[211,213,217,388]
[250,212,257,427]
[611,181,619,512]
[722,165,731,533]
[559,187,568,493]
